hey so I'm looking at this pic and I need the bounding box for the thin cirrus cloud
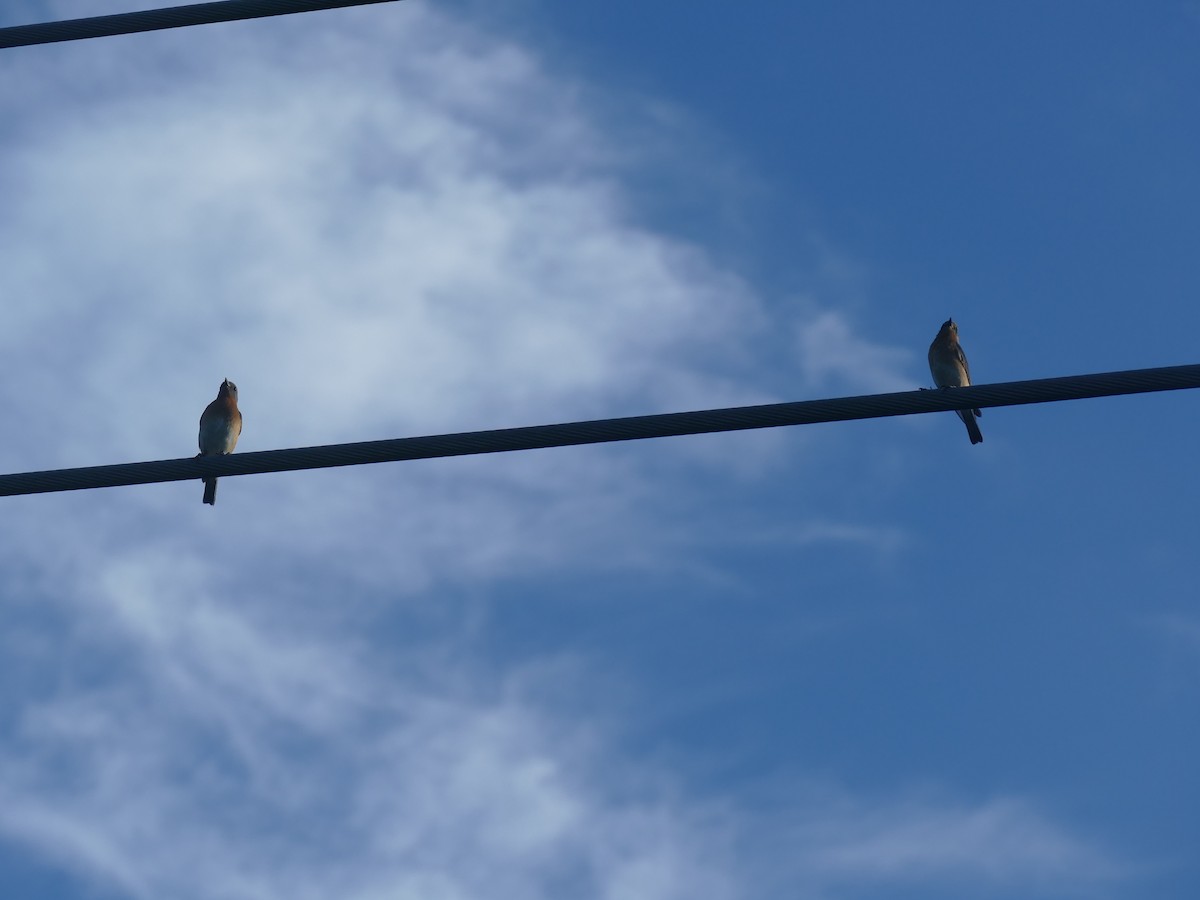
[0,546,1123,900]
[788,793,1124,888]
[797,311,915,395]
[0,4,1121,900]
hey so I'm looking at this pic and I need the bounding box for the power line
[1,363,1197,498]
[0,0,401,49]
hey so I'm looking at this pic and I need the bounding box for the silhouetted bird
[928,319,982,445]
[198,378,243,505]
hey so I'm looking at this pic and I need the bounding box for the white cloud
[0,547,744,900]
[1,3,773,460]
[796,310,915,394]
[786,790,1123,890]
[0,545,1122,900]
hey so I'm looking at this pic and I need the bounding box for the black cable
[0,0,401,49]
[1,363,1197,498]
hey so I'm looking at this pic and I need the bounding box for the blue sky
[0,2,1197,898]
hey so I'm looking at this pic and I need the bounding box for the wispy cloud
[785,790,1124,891]
[0,558,745,900]
[796,310,915,394]
[0,547,1123,900]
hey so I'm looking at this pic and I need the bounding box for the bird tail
[959,410,984,445]
[203,477,218,505]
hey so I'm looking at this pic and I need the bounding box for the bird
[198,378,243,505]
[928,318,983,445]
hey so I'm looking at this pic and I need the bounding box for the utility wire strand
[1,363,1198,498]
[0,0,401,49]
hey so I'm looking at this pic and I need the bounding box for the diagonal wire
[1,363,1198,498]
[0,0,401,49]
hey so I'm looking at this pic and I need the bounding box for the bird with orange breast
[198,379,243,505]
[928,319,982,445]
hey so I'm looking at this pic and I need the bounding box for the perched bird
[198,379,243,505]
[928,318,983,445]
